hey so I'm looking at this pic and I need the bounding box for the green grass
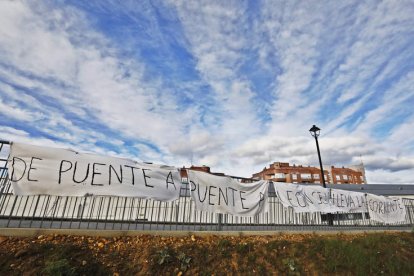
[0,242,109,276]
[307,234,413,275]
[42,258,76,276]
[217,238,232,258]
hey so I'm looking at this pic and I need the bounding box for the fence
[1,141,413,231]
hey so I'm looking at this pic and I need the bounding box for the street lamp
[309,125,326,188]
[309,125,333,225]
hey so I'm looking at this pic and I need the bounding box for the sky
[0,0,414,184]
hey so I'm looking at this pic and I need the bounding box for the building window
[275,173,286,178]
[301,173,312,179]
[360,176,364,181]
[343,175,348,180]
[313,174,319,179]
[292,174,298,180]
[335,175,341,181]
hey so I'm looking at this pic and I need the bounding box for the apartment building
[180,165,256,183]
[252,162,366,184]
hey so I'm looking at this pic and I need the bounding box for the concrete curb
[0,228,411,237]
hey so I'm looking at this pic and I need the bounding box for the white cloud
[0,0,195,162]
[367,169,414,184]
[171,0,262,138]
[258,1,325,122]
[354,72,414,137]
[0,126,29,138]
[0,97,44,122]
[0,1,79,83]
[363,156,414,172]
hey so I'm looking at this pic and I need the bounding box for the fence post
[217,213,223,231]
[327,188,333,226]
[407,200,414,226]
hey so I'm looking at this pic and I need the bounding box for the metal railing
[1,140,413,231]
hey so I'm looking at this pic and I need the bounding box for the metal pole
[314,136,326,188]
[312,130,333,226]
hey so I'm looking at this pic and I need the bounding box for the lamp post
[309,125,326,188]
[309,125,333,226]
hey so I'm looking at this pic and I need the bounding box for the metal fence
[1,141,413,231]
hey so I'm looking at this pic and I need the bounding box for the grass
[42,258,76,276]
[307,234,413,275]
[0,242,109,275]
[217,238,232,258]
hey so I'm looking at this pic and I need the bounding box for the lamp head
[309,125,320,138]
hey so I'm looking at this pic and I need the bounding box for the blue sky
[1,0,414,183]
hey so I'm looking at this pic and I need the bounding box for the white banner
[329,188,367,213]
[7,142,181,201]
[187,170,269,217]
[274,182,366,213]
[366,194,406,223]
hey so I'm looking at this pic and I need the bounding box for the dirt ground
[0,232,413,275]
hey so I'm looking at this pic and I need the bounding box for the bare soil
[0,232,413,275]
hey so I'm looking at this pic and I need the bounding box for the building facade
[252,162,366,184]
[180,165,255,183]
